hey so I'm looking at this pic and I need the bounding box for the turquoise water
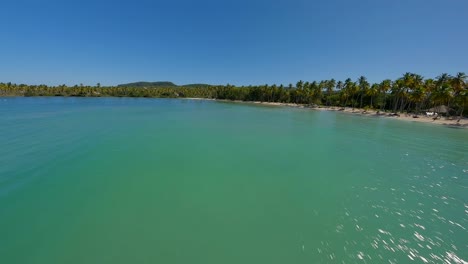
[0,97,467,264]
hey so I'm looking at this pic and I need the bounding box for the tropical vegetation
[1,72,466,117]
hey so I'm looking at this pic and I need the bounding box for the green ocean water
[0,97,467,264]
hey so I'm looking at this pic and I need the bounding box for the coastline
[185,98,468,128]
[4,96,467,128]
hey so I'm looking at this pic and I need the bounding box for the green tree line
[1,72,466,117]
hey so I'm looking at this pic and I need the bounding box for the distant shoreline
[183,98,468,128]
[3,95,467,128]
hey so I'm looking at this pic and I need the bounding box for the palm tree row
[1,72,466,117]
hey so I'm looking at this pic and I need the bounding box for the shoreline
[4,96,467,128]
[185,98,468,128]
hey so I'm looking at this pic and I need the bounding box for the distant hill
[117,81,177,88]
[117,81,213,88]
[181,83,213,88]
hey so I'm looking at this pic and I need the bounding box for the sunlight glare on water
[0,97,467,264]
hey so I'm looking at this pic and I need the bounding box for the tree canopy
[1,72,466,117]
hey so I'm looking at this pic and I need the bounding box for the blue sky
[1,0,467,86]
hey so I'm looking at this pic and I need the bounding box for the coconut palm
[357,76,369,109]
[408,85,426,114]
[1,72,467,117]
[344,78,358,110]
[436,73,451,86]
[336,81,344,92]
[433,74,455,115]
[367,83,379,109]
[379,79,392,111]
[325,79,336,106]
[451,72,467,119]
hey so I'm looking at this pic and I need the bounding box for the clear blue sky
[1,0,467,86]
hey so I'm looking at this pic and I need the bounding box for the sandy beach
[185,98,468,128]
[312,106,468,128]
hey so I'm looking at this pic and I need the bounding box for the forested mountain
[117,81,177,87]
[1,72,467,117]
[117,82,212,88]
[182,83,213,88]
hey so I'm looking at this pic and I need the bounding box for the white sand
[185,98,468,128]
[314,106,468,128]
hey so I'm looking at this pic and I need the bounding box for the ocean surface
[0,97,467,264]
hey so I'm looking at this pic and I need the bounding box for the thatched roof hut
[426,105,452,114]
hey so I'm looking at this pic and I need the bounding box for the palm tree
[436,73,451,86]
[344,78,357,110]
[392,73,416,112]
[422,78,435,109]
[432,83,453,111]
[451,72,466,94]
[458,84,468,120]
[296,80,304,90]
[379,79,392,111]
[408,74,424,112]
[367,84,379,109]
[357,76,369,109]
[408,85,426,114]
[335,81,344,107]
[450,72,467,119]
[434,73,454,115]
[336,81,344,92]
[325,79,336,106]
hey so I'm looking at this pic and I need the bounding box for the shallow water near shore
[1,97,467,263]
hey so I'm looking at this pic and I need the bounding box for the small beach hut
[426,105,453,116]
